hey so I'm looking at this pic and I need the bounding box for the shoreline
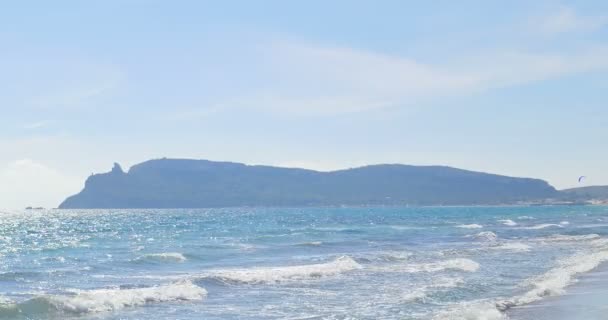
[509,262,608,319]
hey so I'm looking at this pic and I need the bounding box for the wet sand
[509,265,608,320]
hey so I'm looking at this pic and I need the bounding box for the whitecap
[517,216,535,220]
[296,241,323,247]
[357,251,413,263]
[457,224,483,229]
[496,249,608,311]
[522,223,562,230]
[472,231,498,242]
[402,276,464,302]
[0,281,206,316]
[498,219,517,226]
[209,256,361,284]
[373,258,480,273]
[491,242,531,252]
[433,300,506,320]
[537,234,600,242]
[435,248,608,318]
[136,252,187,263]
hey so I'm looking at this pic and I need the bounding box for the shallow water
[0,206,607,319]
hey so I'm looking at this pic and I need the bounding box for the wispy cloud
[0,54,125,111]
[213,40,608,116]
[29,75,122,110]
[534,6,608,35]
[22,120,50,130]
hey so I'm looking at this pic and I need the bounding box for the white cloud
[0,159,82,209]
[220,41,608,116]
[22,120,50,130]
[0,53,124,111]
[535,6,608,34]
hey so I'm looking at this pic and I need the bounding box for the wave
[434,248,608,319]
[517,216,535,220]
[0,281,206,317]
[491,242,531,252]
[354,251,412,263]
[372,258,480,273]
[207,256,361,284]
[432,300,506,320]
[296,241,323,247]
[472,231,498,242]
[498,219,517,226]
[402,276,464,302]
[522,223,563,230]
[536,234,600,242]
[136,252,187,263]
[457,224,483,229]
[496,249,608,311]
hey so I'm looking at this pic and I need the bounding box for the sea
[1,206,608,320]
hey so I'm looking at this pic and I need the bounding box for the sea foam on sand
[0,281,206,316]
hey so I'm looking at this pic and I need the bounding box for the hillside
[560,186,608,201]
[59,159,559,208]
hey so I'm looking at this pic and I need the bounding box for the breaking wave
[472,231,498,242]
[522,223,563,230]
[136,252,187,263]
[402,276,464,302]
[432,300,506,320]
[457,224,483,229]
[355,251,412,263]
[491,242,531,252]
[372,258,480,273]
[296,241,323,247]
[434,247,608,319]
[498,219,517,226]
[536,234,600,242]
[0,281,206,317]
[207,256,361,284]
[496,249,608,311]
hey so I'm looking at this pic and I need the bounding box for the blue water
[1,206,608,319]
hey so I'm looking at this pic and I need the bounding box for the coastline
[509,262,608,319]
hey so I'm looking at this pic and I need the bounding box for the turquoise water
[1,206,608,319]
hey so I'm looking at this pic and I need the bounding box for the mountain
[560,186,608,201]
[59,158,559,209]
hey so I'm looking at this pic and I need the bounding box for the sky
[1,0,608,209]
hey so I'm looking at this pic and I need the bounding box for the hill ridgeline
[59,159,561,209]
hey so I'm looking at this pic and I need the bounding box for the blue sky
[1,1,608,208]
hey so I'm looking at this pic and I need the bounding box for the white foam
[457,224,484,229]
[498,219,517,226]
[402,276,464,302]
[210,256,361,284]
[473,231,498,242]
[39,281,206,314]
[437,247,608,318]
[517,216,535,220]
[499,249,608,310]
[491,242,531,252]
[590,238,608,247]
[537,234,600,242]
[560,221,570,225]
[433,300,507,320]
[137,252,187,262]
[522,223,562,230]
[363,251,413,262]
[374,258,480,273]
[297,241,323,247]
[0,295,12,305]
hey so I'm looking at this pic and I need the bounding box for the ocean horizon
[1,206,608,319]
